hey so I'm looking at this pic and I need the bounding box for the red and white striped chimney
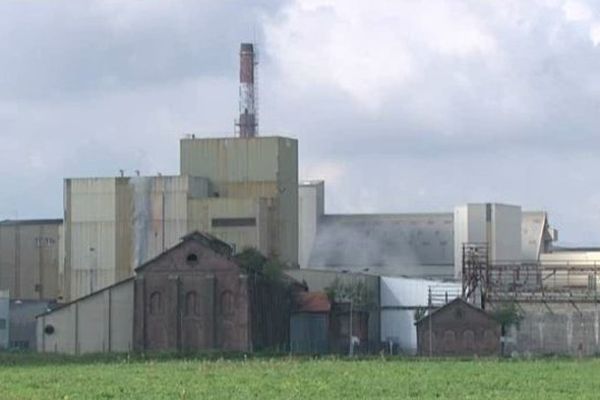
[238,43,257,138]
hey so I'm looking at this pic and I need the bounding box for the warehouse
[38,231,295,354]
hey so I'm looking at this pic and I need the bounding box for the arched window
[149,291,162,315]
[463,329,475,350]
[443,330,456,351]
[185,291,199,316]
[186,253,198,266]
[221,291,234,316]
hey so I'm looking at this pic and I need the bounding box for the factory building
[37,232,295,354]
[60,136,298,301]
[299,181,555,278]
[0,219,62,300]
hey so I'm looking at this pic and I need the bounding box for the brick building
[416,298,500,357]
[133,231,294,352]
[38,232,295,354]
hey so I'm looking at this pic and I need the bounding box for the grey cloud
[1,0,600,248]
[0,0,287,100]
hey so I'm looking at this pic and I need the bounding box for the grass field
[0,354,599,399]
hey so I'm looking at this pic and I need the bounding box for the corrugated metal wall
[380,276,460,354]
[64,176,204,301]
[290,313,328,353]
[0,221,61,300]
[37,279,133,354]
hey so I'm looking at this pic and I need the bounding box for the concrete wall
[0,220,61,300]
[37,278,133,354]
[504,303,600,356]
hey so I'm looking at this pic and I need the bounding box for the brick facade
[416,298,500,357]
[133,232,290,352]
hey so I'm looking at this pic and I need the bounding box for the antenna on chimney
[236,43,258,138]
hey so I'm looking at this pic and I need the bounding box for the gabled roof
[135,231,233,272]
[414,297,497,326]
[37,277,134,318]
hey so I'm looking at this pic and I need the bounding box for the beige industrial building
[60,136,298,301]
[0,219,62,300]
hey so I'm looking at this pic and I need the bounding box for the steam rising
[308,216,454,277]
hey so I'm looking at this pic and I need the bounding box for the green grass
[0,354,599,399]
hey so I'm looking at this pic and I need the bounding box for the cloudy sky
[1,0,599,245]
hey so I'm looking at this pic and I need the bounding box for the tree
[491,302,523,356]
[324,278,374,309]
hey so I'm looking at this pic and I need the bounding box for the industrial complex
[1,43,600,357]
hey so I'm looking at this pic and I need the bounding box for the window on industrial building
[463,330,475,351]
[211,217,256,228]
[0,319,5,330]
[186,253,198,266]
[443,330,456,349]
[150,291,163,315]
[221,291,234,316]
[185,291,199,316]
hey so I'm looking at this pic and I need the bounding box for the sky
[0,0,599,245]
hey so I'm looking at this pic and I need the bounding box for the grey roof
[0,219,63,226]
[308,213,454,275]
[307,210,549,276]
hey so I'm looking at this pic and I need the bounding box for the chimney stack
[238,43,257,138]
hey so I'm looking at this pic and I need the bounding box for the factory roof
[37,277,134,318]
[135,231,233,272]
[306,210,550,276]
[414,297,496,326]
[0,219,63,226]
[308,213,454,276]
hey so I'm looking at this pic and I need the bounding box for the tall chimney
[238,43,257,138]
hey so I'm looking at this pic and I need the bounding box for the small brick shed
[416,298,501,357]
[133,231,293,352]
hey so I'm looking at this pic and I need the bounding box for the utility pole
[428,286,433,357]
[348,298,353,356]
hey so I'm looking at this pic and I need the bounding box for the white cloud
[590,23,600,44]
[562,0,593,21]
[264,0,497,111]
